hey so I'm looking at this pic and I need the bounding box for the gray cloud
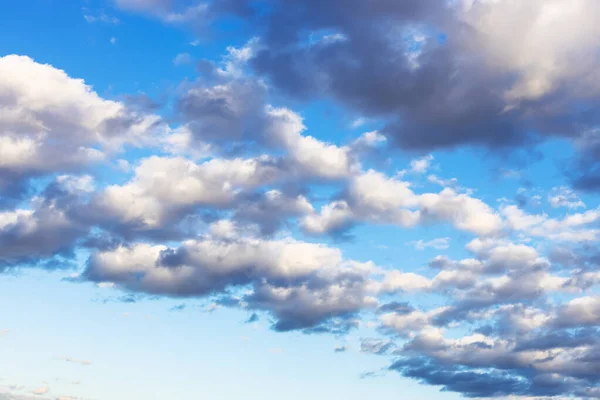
[193,0,600,190]
[83,232,379,332]
[0,178,89,271]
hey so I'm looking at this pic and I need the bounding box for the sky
[0,0,600,399]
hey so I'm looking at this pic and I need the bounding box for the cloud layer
[3,1,600,398]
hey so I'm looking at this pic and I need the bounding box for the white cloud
[350,117,367,129]
[59,356,93,366]
[94,155,282,229]
[0,55,167,186]
[31,386,49,396]
[304,170,502,236]
[266,107,357,179]
[502,204,600,242]
[460,0,600,103]
[407,237,450,251]
[548,186,585,209]
[380,307,448,337]
[409,154,434,174]
[351,130,387,149]
[380,271,433,293]
[83,10,120,24]
[84,231,382,331]
[173,52,191,66]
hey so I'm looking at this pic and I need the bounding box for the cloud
[360,338,396,355]
[409,155,434,174]
[173,52,192,66]
[375,239,600,398]
[407,237,450,251]
[302,170,502,237]
[0,55,167,205]
[2,6,600,399]
[0,182,88,270]
[30,386,48,396]
[184,0,600,190]
[82,9,120,24]
[232,190,314,236]
[264,107,358,180]
[548,186,585,209]
[88,155,283,235]
[502,204,600,242]
[83,231,381,332]
[334,344,347,353]
[59,356,93,366]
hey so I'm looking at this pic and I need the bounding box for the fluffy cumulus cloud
[84,226,380,332]
[302,169,502,236]
[0,54,169,206]
[378,238,600,398]
[3,2,600,399]
[90,155,283,234]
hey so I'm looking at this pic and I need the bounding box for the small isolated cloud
[500,168,522,179]
[116,159,131,172]
[173,53,191,66]
[407,237,450,251]
[31,386,49,396]
[110,37,117,45]
[410,155,434,174]
[350,117,367,129]
[245,313,259,324]
[360,338,395,355]
[83,9,120,24]
[334,344,347,353]
[427,174,458,188]
[60,356,92,366]
[268,348,283,354]
[359,370,385,379]
[170,304,186,312]
[549,186,586,209]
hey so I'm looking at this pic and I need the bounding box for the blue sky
[1,1,600,399]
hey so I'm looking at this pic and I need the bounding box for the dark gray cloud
[390,358,535,398]
[112,1,600,189]
[83,236,377,333]
[193,0,600,189]
[232,189,313,236]
[176,77,267,146]
[0,181,89,271]
[513,328,600,352]
[390,332,600,398]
